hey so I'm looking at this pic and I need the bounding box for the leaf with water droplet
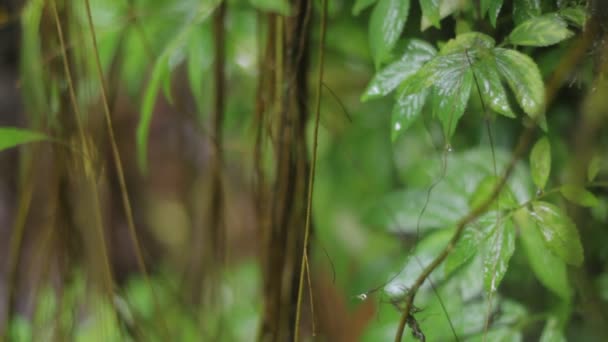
[530,136,551,190]
[560,185,599,207]
[530,201,584,266]
[495,48,545,123]
[482,218,515,293]
[369,0,411,69]
[508,13,574,47]
[515,208,571,298]
[391,88,429,141]
[362,39,436,101]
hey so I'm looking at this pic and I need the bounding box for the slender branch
[294,0,327,340]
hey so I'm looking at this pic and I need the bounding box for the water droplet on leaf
[446,144,453,152]
[536,188,543,197]
[356,293,368,301]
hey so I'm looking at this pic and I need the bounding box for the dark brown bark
[257,1,312,341]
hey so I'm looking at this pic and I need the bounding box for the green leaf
[530,137,551,190]
[470,175,518,209]
[560,185,599,207]
[513,0,541,25]
[249,0,290,15]
[559,7,587,28]
[516,208,571,299]
[472,53,516,118]
[353,0,378,15]
[588,154,601,182]
[369,0,410,69]
[440,32,495,55]
[495,48,545,121]
[0,127,48,151]
[138,0,221,173]
[391,88,429,141]
[483,218,515,293]
[432,66,473,139]
[420,0,440,28]
[540,317,567,342]
[508,14,574,47]
[481,0,504,27]
[362,39,436,101]
[421,0,467,31]
[445,212,498,276]
[530,201,584,266]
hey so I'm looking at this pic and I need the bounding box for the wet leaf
[508,14,574,47]
[483,218,515,293]
[440,32,495,55]
[471,53,515,118]
[530,137,551,190]
[516,208,571,299]
[560,185,599,207]
[369,0,410,69]
[495,48,545,122]
[362,39,436,101]
[0,127,48,152]
[431,66,473,139]
[391,88,429,141]
[530,201,584,266]
[445,212,498,276]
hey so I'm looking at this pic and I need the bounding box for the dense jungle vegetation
[0,0,607,341]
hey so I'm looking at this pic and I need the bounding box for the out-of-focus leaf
[530,201,584,266]
[369,0,410,68]
[421,0,467,31]
[513,0,541,25]
[431,66,473,139]
[420,0,440,28]
[483,218,515,293]
[138,0,221,173]
[559,7,586,28]
[391,88,429,141]
[560,185,599,207]
[249,0,290,15]
[0,127,48,151]
[362,39,436,101]
[540,317,567,342]
[472,53,515,118]
[530,137,551,190]
[353,0,378,15]
[440,32,495,55]
[470,175,519,209]
[588,154,602,182]
[481,0,504,27]
[516,208,571,299]
[187,24,213,113]
[495,48,545,122]
[508,14,574,47]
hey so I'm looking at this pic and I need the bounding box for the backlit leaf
[369,0,410,68]
[516,208,571,299]
[530,201,584,266]
[0,127,48,152]
[495,48,545,121]
[508,14,574,47]
[530,137,551,190]
[362,39,436,101]
[420,0,440,28]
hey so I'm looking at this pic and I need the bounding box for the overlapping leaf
[471,53,515,118]
[530,137,551,190]
[483,218,515,293]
